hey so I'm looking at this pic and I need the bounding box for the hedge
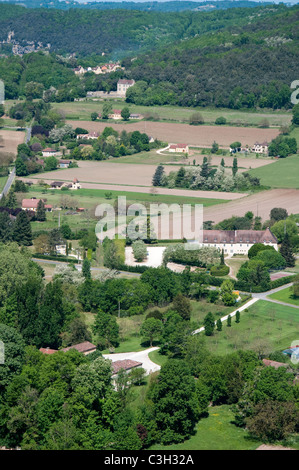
[32,254,78,263]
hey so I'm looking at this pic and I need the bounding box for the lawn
[201,300,299,356]
[0,175,8,193]
[248,155,299,189]
[151,404,261,450]
[268,286,299,307]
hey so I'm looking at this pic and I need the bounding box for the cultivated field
[68,120,280,148]
[202,188,299,223]
[25,161,245,200]
[0,129,25,155]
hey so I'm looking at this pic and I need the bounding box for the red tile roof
[39,347,58,355]
[22,198,52,210]
[62,341,96,354]
[111,359,143,375]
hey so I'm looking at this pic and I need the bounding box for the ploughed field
[68,120,280,148]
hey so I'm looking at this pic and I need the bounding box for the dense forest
[124,4,299,108]
[0,3,298,108]
[0,3,285,57]
[0,1,272,12]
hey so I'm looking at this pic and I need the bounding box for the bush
[210,265,230,276]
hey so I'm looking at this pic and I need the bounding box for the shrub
[210,265,230,276]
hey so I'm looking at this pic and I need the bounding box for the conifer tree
[232,157,238,177]
[36,199,46,222]
[13,210,32,246]
[152,165,164,187]
[280,233,296,267]
[227,314,232,327]
[216,318,222,331]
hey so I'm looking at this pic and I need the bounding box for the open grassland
[248,155,299,189]
[151,404,261,451]
[0,175,8,192]
[0,128,25,155]
[268,286,299,307]
[48,100,291,128]
[67,120,280,148]
[201,300,299,356]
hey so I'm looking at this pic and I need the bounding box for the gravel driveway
[103,346,161,375]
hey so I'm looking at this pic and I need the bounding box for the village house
[117,79,135,97]
[110,359,143,386]
[22,198,52,212]
[42,147,60,157]
[169,143,189,153]
[198,228,278,255]
[251,141,269,154]
[108,109,122,120]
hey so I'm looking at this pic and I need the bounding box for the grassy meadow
[46,100,292,127]
[248,155,299,189]
[201,300,299,356]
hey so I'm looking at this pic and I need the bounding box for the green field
[0,175,8,193]
[268,286,299,307]
[248,155,299,189]
[46,100,292,127]
[151,404,261,450]
[201,300,299,356]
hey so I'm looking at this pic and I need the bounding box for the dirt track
[68,120,280,147]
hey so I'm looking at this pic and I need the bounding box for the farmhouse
[169,143,189,153]
[108,109,122,120]
[22,198,52,212]
[199,228,278,255]
[110,359,143,386]
[117,79,135,96]
[251,141,269,154]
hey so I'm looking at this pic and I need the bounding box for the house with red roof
[22,198,52,212]
[169,143,189,153]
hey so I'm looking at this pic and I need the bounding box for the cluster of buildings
[230,141,269,155]
[0,30,50,56]
[86,79,135,99]
[73,62,123,75]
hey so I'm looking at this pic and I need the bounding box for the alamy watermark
[0,340,4,364]
[0,79,4,105]
[95,196,203,246]
[291,80,299,105]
